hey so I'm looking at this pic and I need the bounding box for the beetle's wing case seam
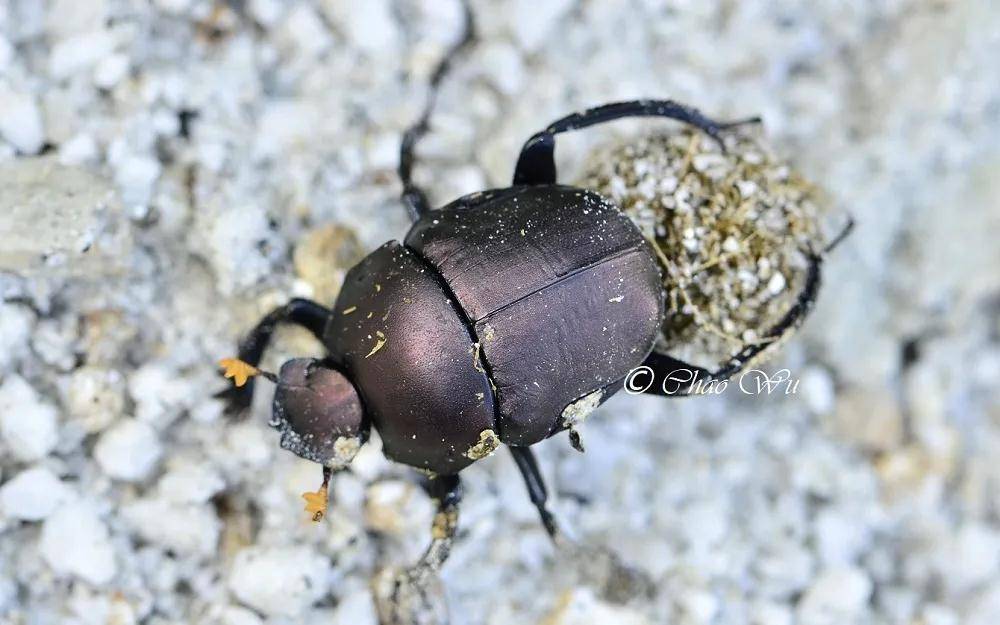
[402,242,505,442]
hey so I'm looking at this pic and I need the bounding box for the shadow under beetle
[218,2,850,590]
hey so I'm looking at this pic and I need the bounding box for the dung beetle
[218,3,850,591]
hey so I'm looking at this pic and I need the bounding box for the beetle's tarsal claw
[569,428,586,453]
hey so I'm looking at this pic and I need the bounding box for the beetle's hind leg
[372,474,462,624]
[639,250,825,396]
[513,99,760,185]
[216,298,330,414]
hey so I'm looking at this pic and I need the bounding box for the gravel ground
[1,1,999,624]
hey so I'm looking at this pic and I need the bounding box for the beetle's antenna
[218,357,277,386]
[398,0,476,221]
[302,466,333,522]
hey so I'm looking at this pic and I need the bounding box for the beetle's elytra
[328,184,663,473]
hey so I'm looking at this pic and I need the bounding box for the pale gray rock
[40,500,117,585]
[0,157,121,274]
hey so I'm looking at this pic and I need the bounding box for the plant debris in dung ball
[579,128,832,366]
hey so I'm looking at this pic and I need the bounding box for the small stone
[767,272,787,295]
[0,303,34,370]
[814,510,872,567]
[0,374,59,461]
[0,466,72,521]
[66,366,126,433]
[799,366,836,415]
[48,30,116,80]
[0,157,120,274]
[476,42,525,96]
[114,154,162,207]
[920,604,959,625]
[0,89,45,154]
[677,589,719,623]
[364,479,430,535]
[320,0,399,56]
[508,0,575,53]
[825,387,903,453]
[40,500,117,585]
[94,420,163,482]
[228,546,331,617]
[797,567,872,622]
[58,133,100,165]
[937,523,1000,595]
[330,589,378,625]
[293,224,365,303]
[542,587,649,625]
[122,498,221,557]
[218,606,264,625]
[158,464,225,504]
[93,53,130,90]
[751,601,793,625]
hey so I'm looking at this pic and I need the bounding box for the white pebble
[938,523,1000,594]
[122,498,220,557]
[330,589,378,625]
[737,180,759,198]
[751,601,793,625]
[228,546,331,617]
[0,303,34,369]
[114,154,162,207]
[94,420,162,482]
[158,465,225,504]
[0,466,72,521]
[0,36,13,69]
[800,366,836,415]
[542,587,648,625]
[0,89,45,154]
[66,366,126,433]
[0,375,59,461]
[218,606,264,625]
[509,0,574,53]
[93,53,129,90]
[798,567,872,622]
[814,510,872,566]
[40,500,117,585]
[58,133,100,165]
[321,0,399,56]
[678,589,719,623]
[767,271,787,295]
[48,30,116,80]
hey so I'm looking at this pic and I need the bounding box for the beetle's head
[269,358,368,469]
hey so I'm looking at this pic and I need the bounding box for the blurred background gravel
[0,1,998,624]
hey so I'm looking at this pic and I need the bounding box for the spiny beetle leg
[513,99,759,185]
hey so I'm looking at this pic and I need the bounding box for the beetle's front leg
[217,298,330,413]
[372,474,462,625]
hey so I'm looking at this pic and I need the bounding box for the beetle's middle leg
[509,448,655,602]
[217,298,330,413]
[509,446,562,541]
[372,474,462,625]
